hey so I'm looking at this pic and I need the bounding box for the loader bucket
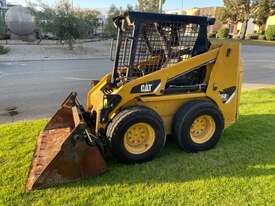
[25,93,107,192]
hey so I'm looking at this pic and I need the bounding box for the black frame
[111,11,215,86]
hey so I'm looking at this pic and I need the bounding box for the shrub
[245,34,259,40]
[216,28,229,39]
[257,30,265,35]
[30,1,101,50]
[0,45,9,55]
[265,25,275,41]
[207,32,216,38]
[232,34,240,40]
[258,34,266,40]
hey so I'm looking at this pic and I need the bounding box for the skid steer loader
[25,11,243,191]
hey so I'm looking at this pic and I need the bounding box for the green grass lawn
[1,89,275,206]
[210,38,275,47]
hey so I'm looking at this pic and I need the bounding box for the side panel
[137,93,208,134]
[86,72,112,111]
[83,48,219,133]
[110,48,219,113]
[86,72,112,134]
[86,44,242,135]
[206,43,243,128]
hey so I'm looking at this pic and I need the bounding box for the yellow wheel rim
[190,115,216,144]
[123,123,155,154]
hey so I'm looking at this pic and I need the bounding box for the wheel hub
[124,123,155,154]
[190,115,216,144]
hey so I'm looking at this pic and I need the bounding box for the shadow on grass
[44,114,275,189]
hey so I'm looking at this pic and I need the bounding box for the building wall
[185,8,200,16]
[236,19,257,34]
[247,19,257,34]
[185,7,224,33]
[266,15,275,29]
[139,0,160,12]
[172,6,275,36]
[199,7,223,18]
[228,15,275,36]
[165,10,187,15]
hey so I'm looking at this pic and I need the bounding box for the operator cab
[111,11,215,88]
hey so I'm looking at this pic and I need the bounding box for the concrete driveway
[0,45,275,123]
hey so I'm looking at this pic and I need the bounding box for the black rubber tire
[106,106,166,164]
[172,100,224,152]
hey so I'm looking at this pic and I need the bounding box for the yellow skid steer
[25,11,243,191]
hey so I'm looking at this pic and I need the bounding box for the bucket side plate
[25,98,107,191]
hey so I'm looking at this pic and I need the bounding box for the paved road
[0,59,112,123]
[0,45,275,123]
[242,45,275,89]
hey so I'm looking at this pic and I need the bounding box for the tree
[104,4,139,36]
[104,5,121,36]
[222,0,256,40]
[253,0,273,33]
[74,9,101,37]
[265,25,275,40]
[217,7,234,24]
[138,0,166,12]
[0,15,9,55]
[28,0,101,49]
[126,4,135,11]
[0,14,5,37]
[221,0,275,38]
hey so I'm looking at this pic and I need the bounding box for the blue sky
[66,0,223,10]
[9,0,223,11]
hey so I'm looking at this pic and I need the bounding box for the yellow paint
[138,93,207,133]
[86,72,112,132]
[206,43,243,127]
[190,115,216,144]
[185,8,200,16]
[86,43,242,136]
[123,123,155,154]
[165,10,187,15]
